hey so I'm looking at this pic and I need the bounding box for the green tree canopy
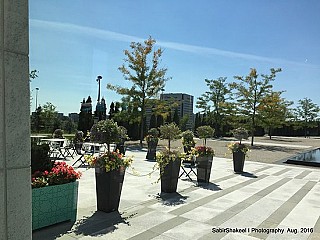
[294,97,320,137]
[231,68,282,145]
[196,77,233,136]
[257,91,292,139]
[107,37,170,146]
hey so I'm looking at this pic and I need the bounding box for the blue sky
[29,0,320,114]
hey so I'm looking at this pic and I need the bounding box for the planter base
[32,181,79,230]
[95,168,125,213]
[196,156,213,183]
[161,158,181,193]
[233,152,245,173]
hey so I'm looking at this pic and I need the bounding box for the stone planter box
[32,181,79,230]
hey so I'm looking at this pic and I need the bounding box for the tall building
[94,97,107,121]
[160,93,194,130]
[78,96,94,133]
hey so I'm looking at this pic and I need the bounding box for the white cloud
[30,19,319,69]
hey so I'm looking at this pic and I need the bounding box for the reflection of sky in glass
[291,149,320,163]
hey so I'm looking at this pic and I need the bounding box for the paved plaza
[33,146,320,240]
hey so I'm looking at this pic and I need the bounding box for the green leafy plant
[231,127,249,144]
[181,130,195,147]
[145,128,159,144]
[53,128,64,138]
[90,119,121,152]
[155,123,183,174]
[85,151,133,173]
[228,127,249,155]
[31,143,53,174]
[74,131,84,143]
[159,123,181,152]
[197,125,214,146]
[227,142,249,155]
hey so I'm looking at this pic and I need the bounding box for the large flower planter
[233,151,245,173]
[196,156,213,183]
[32,181,79,230]
[160,158,181,193]
[95,167,125,213]
[146,141,158,160]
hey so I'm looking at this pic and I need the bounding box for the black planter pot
[146,141,158,160]
[95,167,125,213]
[160,158,181,193]
[233,151,245,173]
[196,156,213,183]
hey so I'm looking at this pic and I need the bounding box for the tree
[196,125,215,146]
[231,68,282,145]
[107,37,170,146]
[40,102,58,133]
[149,114,157,129]
[194,112,201,131]
[295,97,320,138]
[257,91,292,139]
[179,115,189,131]
[31,106,43,133]
[173,108,180,126]
[197,77,232,136]
[159,123,181,152]
[108,102,115,119]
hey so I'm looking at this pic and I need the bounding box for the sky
[29,0,320,115]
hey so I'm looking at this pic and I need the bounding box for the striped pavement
[33,148,320,240]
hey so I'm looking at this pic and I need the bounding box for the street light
[35,87,39,110]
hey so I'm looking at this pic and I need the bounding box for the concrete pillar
[0,0,31,239]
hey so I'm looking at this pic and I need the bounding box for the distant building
[69,113,79,123]
[78,96,94,133]
[57,112,64,119]
[146,93,194,130]
[160,93,194,130]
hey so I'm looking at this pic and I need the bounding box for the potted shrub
[228,127,249,173]
[31,143,81,230]
[87,119,133,212]
[115,126,128,155]
[181,130,195,154]
[53,128,64,139]
[194,125,215,183]
[74,130,84,151]
[156,123,182,193]
[145,128,159,160]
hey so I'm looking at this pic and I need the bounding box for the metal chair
[72,143,87,168]
[179,157,197,181]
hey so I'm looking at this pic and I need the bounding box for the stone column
[0,0,31,239]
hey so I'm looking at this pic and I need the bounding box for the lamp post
[35,87,39,110]
[96,76,102,103]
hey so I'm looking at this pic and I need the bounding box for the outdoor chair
[49,141,66,160]
[179,157,197,181]
[72,143,87,168]
[61,140,77,158]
